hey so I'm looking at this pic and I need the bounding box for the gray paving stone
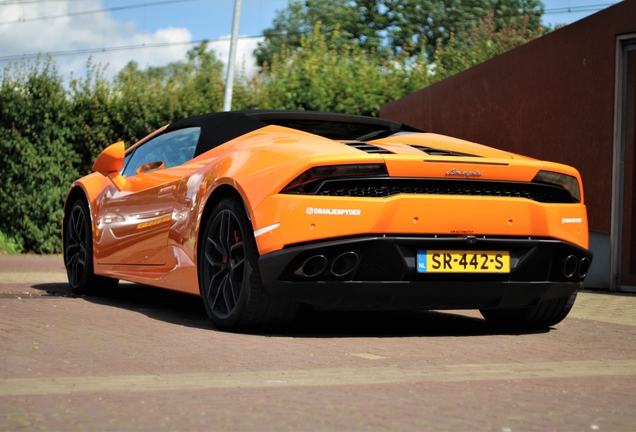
[0,255,635,430]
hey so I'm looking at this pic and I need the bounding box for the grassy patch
[0,231,23,254]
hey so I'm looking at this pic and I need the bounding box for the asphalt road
[1,254,635,431]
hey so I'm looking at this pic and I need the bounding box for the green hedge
[0,19,542,254]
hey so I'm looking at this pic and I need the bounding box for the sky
[0,0,623,82]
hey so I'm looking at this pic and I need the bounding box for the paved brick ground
[1,255,635,431]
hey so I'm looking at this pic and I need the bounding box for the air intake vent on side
[342,141,394,154]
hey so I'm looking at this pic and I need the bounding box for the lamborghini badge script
[446,168,483,178]
[306,207,361,216]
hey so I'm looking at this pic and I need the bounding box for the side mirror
[92,141,128,191]
[93,141,125,175]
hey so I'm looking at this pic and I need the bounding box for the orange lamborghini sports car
[63,111,592,329]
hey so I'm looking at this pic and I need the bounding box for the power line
[0,0,203,25]
[543,3,617,14]
[0,1,619,62]
[0,0,618,32]
[0,0,89,4]
[0,35,265,62]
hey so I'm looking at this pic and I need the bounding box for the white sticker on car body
[561,218,582,224]
[306,207,361,216]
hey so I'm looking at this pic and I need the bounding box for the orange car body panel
[68,123,589,297]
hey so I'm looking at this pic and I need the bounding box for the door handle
[158,185,176,197]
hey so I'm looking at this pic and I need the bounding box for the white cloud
[207,35,262,77]
[0,0,260,82]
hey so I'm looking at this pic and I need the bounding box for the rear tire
[64,198,119,294]
[480,292,578,330]
[199,197,298,329]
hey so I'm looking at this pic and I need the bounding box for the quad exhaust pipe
[562,255,591,279]
[578,257,590,279]
[330,251,359,277]
[563,255,578,279]
[294,255,328,278]
[293,251,359,278]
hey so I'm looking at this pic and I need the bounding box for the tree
[250,14,541,115]
[254,0,544,65]
[68,60,117,175]
[111,41,229,148]
[388,0,544,54]
[429,12,543,82]
[255,0,390,67]
[0,58,79,253]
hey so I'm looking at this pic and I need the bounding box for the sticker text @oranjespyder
[306,207,361,216]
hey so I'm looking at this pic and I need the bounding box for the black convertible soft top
[165,110,422,157]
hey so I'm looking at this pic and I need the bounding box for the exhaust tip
[563,255,578,279]
[330,251,359,277]
[294,255,328,278]
[578,257,591,279]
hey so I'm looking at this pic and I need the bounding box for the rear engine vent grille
[409,145,480,158]
[342,141,394,154]
[314,178,575,203]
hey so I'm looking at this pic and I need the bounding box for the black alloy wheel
[65,202,89,289]
[202,207,246,320]
[64,198,118,294]
[199,197,298,329]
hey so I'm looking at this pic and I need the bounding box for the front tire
[64,198,119,294]
[480,292,578,329]
[199,197,297,329]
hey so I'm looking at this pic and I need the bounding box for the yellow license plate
[417,250,510,273]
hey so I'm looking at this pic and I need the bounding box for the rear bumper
[258,235,592,310]
[251,194,589,255]
[262,280,581,311]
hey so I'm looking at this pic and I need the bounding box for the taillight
[532,170,581,202]
[282,164,388,194]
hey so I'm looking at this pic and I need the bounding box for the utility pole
[223,0,242,112]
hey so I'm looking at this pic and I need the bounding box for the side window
[120,150,134,175]
[122,127,201,177]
